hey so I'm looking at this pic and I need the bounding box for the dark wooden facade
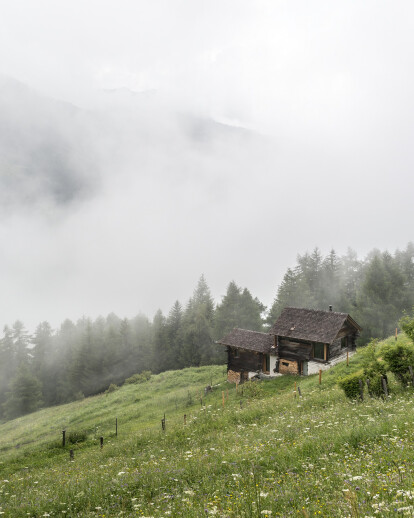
[226,346,263,373]
[271,307,361,372]
[217,328,275,383]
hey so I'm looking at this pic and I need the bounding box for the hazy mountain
[0,75,103,209]
[0,75,268,214]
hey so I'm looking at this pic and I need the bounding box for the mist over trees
[1,243,414,421]
[268,243,414,343]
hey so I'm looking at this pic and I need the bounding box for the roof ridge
[233,327,269,335]
[283,306,348,316]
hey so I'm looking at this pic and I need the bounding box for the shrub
[125,371,152,384]
[382,342,414,386]
[68,430,88,444]
[364,359,387,397]
[362,339,379,367]
[105,383,118,393]
[400,310,414,342]
[338,370,364,400]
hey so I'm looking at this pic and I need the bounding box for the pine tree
[152,310,169,373]
[3,364,43,419]
[12,320,30,366]
[356,252,406,341]
[214,281,264,338]
[180,275,216,366]
[0,326,15,418]
[166,301,184,370]
[32,322,56,406]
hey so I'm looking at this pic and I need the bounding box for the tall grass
[0,340,413,517]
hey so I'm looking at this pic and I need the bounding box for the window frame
[313,343,325,360]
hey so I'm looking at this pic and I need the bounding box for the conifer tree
[181,275,216,366]
[3,364,42,419]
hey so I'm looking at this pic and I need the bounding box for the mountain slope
[1,336,414,517]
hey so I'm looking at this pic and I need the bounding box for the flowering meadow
[1,338,414,517]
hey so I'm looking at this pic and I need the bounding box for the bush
[105,383,118,393]
[68,430,88,444]
[400,310,414,342]
[338,370,364,400]
[382,342,414,386]
[125,371,152,384]
[364,359,387,397]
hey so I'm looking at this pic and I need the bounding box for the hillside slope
[1,336,414,517]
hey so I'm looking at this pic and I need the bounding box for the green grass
[1,339,414,517]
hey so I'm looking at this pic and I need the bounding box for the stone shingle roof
[217,328,274,353]
[269,307,361,344]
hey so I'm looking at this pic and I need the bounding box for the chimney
[329,305,332,312]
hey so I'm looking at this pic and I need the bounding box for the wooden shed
[216,328,275,384]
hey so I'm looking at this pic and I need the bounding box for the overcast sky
[0,1,413,332]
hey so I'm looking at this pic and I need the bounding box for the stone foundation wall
[227,369,241,384]
[278,358,299,375]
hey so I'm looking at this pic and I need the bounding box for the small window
[341,337,347,349]
[282,361,289,367]
[313,343,324,360]
[233,348,239,358]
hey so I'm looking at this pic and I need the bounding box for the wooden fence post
[100,436,104,449]
[381,376,388,397]
[161,413,166,432]
[358,379,364,401]
[294,381,297,398]
[297,386,302,397]
[395,328,398,341]
[62,430,66,447]
[408,366,414,386]
[319,369,322,385]
[366,378,372,397]
[240,400,243,409]
[184,414,187,425]
[70,449,74,461]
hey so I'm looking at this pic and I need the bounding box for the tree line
[0,275,264,420]
[1,243,414,420]
[267,243,414,343]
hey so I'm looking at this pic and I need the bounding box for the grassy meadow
[1,336,414,517]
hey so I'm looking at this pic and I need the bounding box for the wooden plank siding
[227,346,262,373]
[278,338,312,361]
